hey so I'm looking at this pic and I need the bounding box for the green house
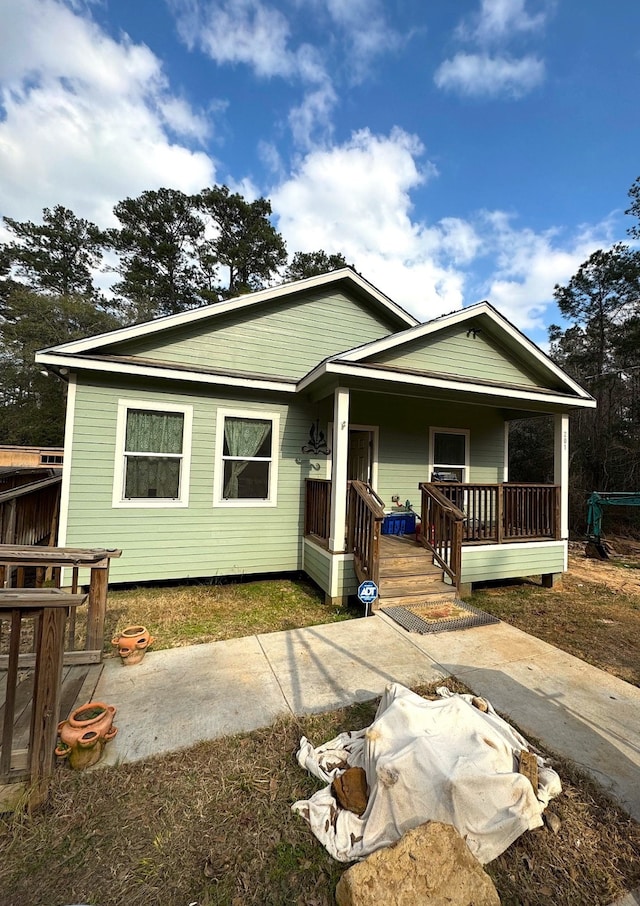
[36,269,595,607]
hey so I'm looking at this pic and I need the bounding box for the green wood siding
[64,377,324,584]
[337,557,358,596]
[365,325,544,388]
[347,392,505,507]
[64,379,518,586]
[303,539,331,594]
[461,542,565,583]
[105,290,398,381]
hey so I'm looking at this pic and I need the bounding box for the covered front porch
[300,380,573,608]
[296,303,594,607]
[304,471,565,607]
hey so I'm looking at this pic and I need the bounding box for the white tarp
[293,683,561,864]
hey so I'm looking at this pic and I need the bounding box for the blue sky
[0,0,638,345]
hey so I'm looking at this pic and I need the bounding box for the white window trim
[112,399,193,508]
[214,407,280,508]
[429,427,470,482]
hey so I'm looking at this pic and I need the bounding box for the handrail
[347,481,385,587]
[0,475,62,504]
[349,480,386,519]
[418,483,464,591]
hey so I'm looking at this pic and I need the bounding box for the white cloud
[0,0,215,225]
[172,0,297,79]
[478,212,615,331]
[436,0,549,99]
[457,0,548,44]
[272,128,472,319]
[170,0,405,147]
[288,83,337,150]
[271,127,615,333]
[322,0,402,82]
[434,53,544,98]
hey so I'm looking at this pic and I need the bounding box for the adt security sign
[357,580,378,615]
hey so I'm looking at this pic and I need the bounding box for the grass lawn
[99,575,357,655]
[1,677,639,906]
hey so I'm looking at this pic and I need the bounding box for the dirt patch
[569,540,640,595]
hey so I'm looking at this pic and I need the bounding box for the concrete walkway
[94,614,640,824]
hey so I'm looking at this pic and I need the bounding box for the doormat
[381,600,500,634]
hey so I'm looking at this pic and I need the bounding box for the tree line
[0,186,347,445]
[510,176,640,533]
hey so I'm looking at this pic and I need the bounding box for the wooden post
[28,603,68,808]
[554,414,569,546]
[452,520,463,593]
[497,484,504,544]
[329,387,350,553]
[85,564,108,653]
[6,499,17,544]
[0,610,21,777]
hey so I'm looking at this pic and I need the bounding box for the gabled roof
[35,272,595,411]
[38,268,418,356]
[297,301,595,409]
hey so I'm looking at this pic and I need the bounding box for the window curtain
[223,417,271,499]
[125,410,183,498]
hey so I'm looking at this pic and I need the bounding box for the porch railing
[347,481,385,586]
[431,483,560,543]
[418,483,465,591]
[0,588,87,809]
[304,479,332,545]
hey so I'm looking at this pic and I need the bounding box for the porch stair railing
[347,480,385,586]
[418,483,465,593]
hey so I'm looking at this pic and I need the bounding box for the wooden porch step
[379,557,441,577]
[374,584,457,611]
[380,573,447,596]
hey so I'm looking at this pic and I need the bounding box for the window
[113,400,192,507]
[430,428,469,482]
[215,409,279,506]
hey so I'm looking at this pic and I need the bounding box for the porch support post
[554,414,570,571]
[329,387,350,553]
[554,413,569,538]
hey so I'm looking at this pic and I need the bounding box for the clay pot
[55,702,118,770]
[112,624,155,666]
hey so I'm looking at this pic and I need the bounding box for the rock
[331,767,369,816]
[335,821,501,906]
[544,810,562,834]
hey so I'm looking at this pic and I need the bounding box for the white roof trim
[41,269,418,355]
[35,352,297,394]
[335,301,592,401]
[297,360,597,408]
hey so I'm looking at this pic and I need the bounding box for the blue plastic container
[382,511,416,535]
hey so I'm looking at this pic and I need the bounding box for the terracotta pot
[55,702,117,770]
[111,624,155,666]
